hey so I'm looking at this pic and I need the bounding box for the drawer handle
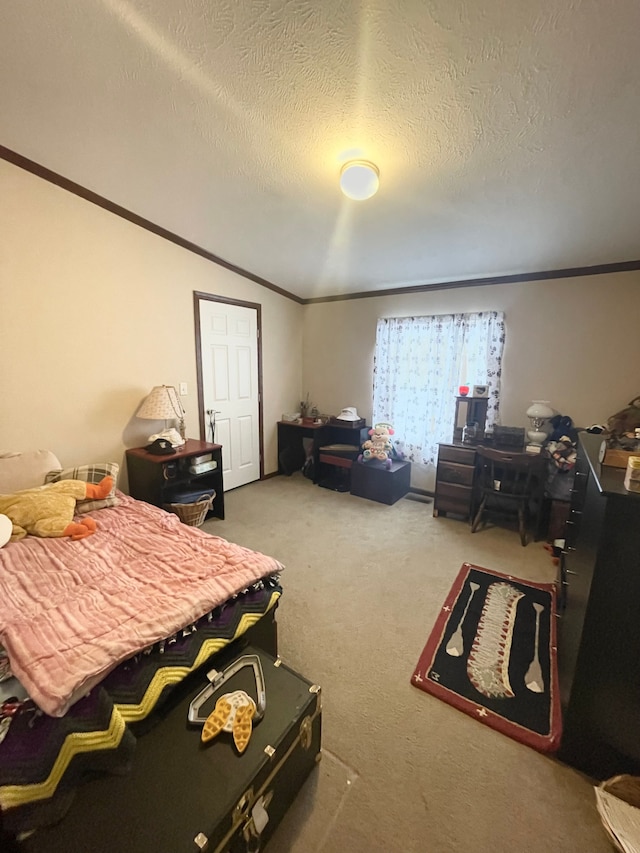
[563,546,577,553]
[566,570,578,576]
[575,471,588,478]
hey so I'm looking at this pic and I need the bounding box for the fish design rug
[411,563,561,752]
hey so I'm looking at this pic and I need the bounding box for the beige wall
[302,274,640,490]
[0,160,303,485]
[4,157,638,496]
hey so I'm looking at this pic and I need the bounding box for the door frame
[193,291,264,482]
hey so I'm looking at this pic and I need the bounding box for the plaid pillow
[44,462,119,513]
[0,646,13,682]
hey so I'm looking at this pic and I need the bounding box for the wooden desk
[277,421,369,483]
[433,440,537,521]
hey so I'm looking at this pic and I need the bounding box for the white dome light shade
[525,400,554,422]
[525,400,554,446]
[339,160,379,200]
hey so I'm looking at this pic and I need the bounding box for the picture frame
[473,385,488,398]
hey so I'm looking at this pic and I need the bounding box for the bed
[0,450,283,841]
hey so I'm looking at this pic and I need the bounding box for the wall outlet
[179,382,188,395]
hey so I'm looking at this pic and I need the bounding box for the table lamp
[526,400,554,447]
[137,385,186,446]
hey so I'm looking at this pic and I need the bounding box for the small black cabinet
[453,395,488,441]
[126,439,225,520]
[350,459,411,505]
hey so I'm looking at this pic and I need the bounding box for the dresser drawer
[564,508,583,550]
[437,460,475,487]
[438,445,476,466]
[569,477,588,513]
[435,481,473,506]
[435,497,472,516]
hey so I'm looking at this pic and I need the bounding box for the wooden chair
[471,447,546,546]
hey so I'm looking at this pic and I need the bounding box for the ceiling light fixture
[339,160,379,201]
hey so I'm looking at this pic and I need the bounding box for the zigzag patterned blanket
[0,579,281,834]
[0,494,283,717]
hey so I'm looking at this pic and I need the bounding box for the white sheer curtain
[372,311,505,466]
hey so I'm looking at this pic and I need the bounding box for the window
[372,311,505,466]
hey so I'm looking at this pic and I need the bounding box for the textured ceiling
[2,0,640,300]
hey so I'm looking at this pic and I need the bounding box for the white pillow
[0,450,62,494]
[0,514,12,548]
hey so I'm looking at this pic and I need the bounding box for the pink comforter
[0,494,282,717]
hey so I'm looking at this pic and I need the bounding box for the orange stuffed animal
[0,476,113,542]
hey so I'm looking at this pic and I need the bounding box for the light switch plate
[179,382,188,395]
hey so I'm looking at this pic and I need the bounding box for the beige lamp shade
[137,385,185,420]
[137,385,186,445]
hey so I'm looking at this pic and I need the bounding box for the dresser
[557,432,640,779]
[433,442,477,519]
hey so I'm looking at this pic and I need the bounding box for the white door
[198,299,260,490]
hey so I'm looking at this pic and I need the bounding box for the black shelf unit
[126,439,224,520]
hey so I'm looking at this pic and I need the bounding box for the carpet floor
[203,473,611,853]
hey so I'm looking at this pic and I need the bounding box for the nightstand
[126,439,225,520]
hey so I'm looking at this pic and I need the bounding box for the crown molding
[301,260,640,303]
[3,143,639,306]
[0,144,303,305]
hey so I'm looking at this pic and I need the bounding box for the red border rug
[411,562,561,753]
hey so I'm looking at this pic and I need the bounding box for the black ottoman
[350,459,411,505]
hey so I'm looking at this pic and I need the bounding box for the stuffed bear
[0,476,113,542]
[359,423,396,469]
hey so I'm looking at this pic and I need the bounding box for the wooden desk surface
[126,438,221,463]
[443,437,532,451]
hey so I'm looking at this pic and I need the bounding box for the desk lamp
[137,385,186,446]
[526,400,554,448]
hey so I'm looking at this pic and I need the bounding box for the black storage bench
[23,645,322,853]
[350,459,411,505]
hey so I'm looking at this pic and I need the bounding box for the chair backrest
[475,446,545,498]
